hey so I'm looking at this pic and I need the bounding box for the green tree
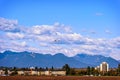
[46,67,48,70]
[87,66,91,75]
[62,64,70,75]
[94,70,99,76]
[14,70,18,75]
[5,68,8,75]
[35,66,38,71]
[91,67,95,75]
[39,67,43,71]
[108,69,117,76]
[70,68,76,75]
[51,66,54,71]
[11,67,18,75]
[117,64,120,75]
[78,70,87,76]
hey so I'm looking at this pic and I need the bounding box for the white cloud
[29,22,72,35]
[6,32,24,39]
[12,41,27,47]
[0,17,120,60]
[31,25,55,35]
[0,17,18,31]
[36,35,55,42]
[109,49,120,60]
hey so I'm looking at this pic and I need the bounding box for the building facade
[95,66,100,71]
[100,62,109,72]
[17,70,66,76]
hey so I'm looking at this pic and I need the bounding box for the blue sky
[0,0,120,60]
[0,0,120,38]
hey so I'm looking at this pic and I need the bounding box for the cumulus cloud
[0,17,18,31]
[26,22,72,36]
[12,41,27,47]
[0,17,120,60]
[53,33,83,44]
[6,32,24,39]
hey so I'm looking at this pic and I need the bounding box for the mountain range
[119,60,120,62]
[0,51,119,68]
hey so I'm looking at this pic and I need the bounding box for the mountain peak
[4,50,13,53]
[74,53,119,68]
[76,53,89,57]
[0,51,119,68]
[54,53,66,56]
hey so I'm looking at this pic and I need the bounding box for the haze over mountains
[0,51,119,68]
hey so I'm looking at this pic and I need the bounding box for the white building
[17,70,66,76]
[95,66,100,71]
[51,71,66,76]
[39,71,66,76]
[0,70,4,75]
[18,71,24,75]
[100,62,109,72]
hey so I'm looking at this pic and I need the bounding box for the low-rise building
[17,70,66,76]
[95,66,100,71]
[0,70,4,75]
[18,71,24,75]
[51,71,66,76]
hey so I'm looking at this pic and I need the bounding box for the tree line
[1,64,120,76]
[62,64,120,76]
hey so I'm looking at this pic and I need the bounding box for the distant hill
[73,54,119,68]
[0,51,119,68]
[118,60,120,63]
[0,51,89,68]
